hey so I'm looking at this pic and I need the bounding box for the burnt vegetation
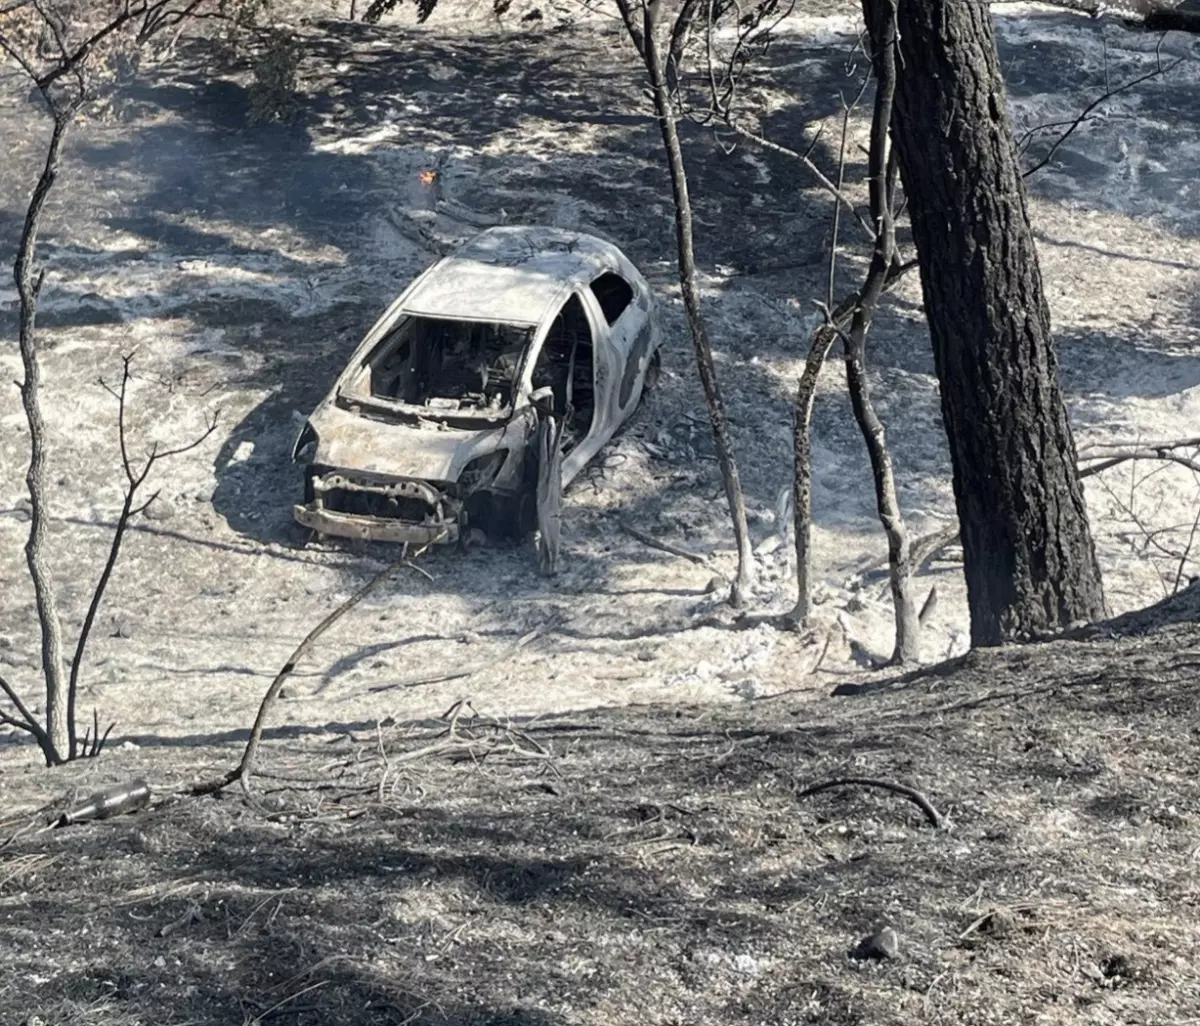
[2,0,1200,1024]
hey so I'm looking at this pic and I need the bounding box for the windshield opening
[362,316,533,415]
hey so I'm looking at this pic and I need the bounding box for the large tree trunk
[869,0,1106,646]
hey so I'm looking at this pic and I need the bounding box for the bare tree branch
[1079,447,1200,479]
[67,355,219,757]
[1022,55,1183,179]
[0,673,48,744]
[724,118,876,238]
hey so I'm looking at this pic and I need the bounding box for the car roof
[399,226,629,326]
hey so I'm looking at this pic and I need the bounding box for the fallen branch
[192,536,443,798]
[371,700,555,803]
[367,669,472,694]
[621,520,712,568]
[796,775,944,828]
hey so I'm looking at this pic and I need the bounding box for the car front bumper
[294,469,461,545]
[293,503,460,545]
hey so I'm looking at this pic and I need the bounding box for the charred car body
[292,226,663,545]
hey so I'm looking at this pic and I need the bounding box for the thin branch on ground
[192,536,444,799]
[620,520,712,568]
[796,775,944,828]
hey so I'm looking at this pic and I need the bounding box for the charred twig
[1090,446,1200,597]
[0,672,48,743]
[77,708,116,760]
[797,776,944,828]
[1021,55,1184,179]
[726,119,876,239]
[621,520,712,568]
[1172,501,1200,594]
[192,536,444,799]
[827,80,870,309]
[686,0,796,127]
[368,701,555,789]
[694,0,868,229]
[367,669,473,694]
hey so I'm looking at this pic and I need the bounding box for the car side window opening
[368,317,531,411]
[531,293,595,452]
[589,272,634,326]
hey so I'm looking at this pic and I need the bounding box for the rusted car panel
[292,226,662,545]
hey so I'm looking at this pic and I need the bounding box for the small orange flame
[418,170,438,186]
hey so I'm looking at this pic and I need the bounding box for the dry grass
[3,591,1200,1025]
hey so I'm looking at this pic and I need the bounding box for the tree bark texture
[870,0,1106,646]
[791,326,837,624]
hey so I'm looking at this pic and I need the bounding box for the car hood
[307,401,511,482]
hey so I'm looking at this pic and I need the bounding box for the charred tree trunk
[790,326,837,624]
[844,0,918,663]
[635,0,756,606]
[15,110,76,765]
[867,0,1106,646]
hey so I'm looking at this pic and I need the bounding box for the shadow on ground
[4,605,1199,1025]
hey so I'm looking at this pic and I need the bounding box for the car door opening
[532,294,595,452]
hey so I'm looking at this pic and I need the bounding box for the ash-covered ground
[0,1,1198,748]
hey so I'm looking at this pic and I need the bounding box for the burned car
[292,226,663,545]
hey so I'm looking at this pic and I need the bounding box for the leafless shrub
[1086,442,1200,599]
[0,0,221,765]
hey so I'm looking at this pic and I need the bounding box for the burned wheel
[464,489,536,542]
[643,347,662,391]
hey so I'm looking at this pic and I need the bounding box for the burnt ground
[0,5,1198,735]
[3,586,1200,1026]
[1,3,1200,1023]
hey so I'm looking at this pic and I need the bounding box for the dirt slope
[2,586,1199,1025]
